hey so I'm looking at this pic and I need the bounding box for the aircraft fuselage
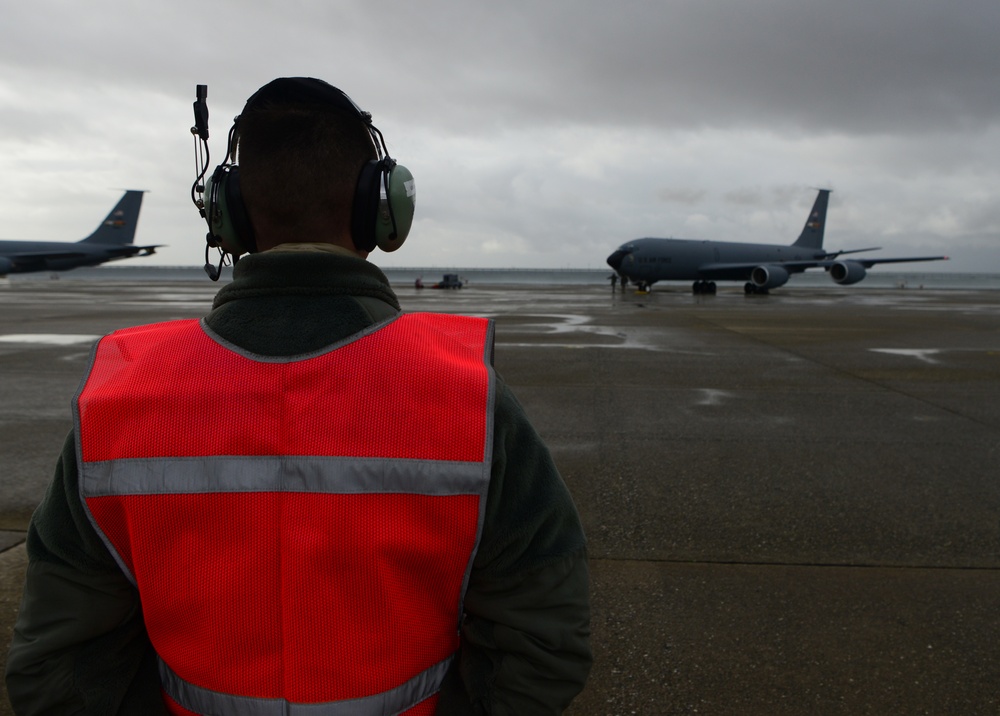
[610,237,825,284]
[0,240,143,273]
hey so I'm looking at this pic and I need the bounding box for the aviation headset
[191,78,415,279]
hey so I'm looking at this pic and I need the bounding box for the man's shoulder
[106,318,201,337]
[96,318,205,349]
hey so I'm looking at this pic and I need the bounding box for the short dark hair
[236,104,377,242]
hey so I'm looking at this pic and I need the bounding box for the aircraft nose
[607,248,629,271]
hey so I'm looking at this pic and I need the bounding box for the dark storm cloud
[369,0,1000,135]
[4,1,997,137]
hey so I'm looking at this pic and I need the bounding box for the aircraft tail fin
[80,190,145,245]
[791,189,830,249]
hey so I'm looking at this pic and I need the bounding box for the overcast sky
[1,0,997,272]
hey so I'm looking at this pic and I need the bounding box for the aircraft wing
[129,245,163,256]
[696,261,824,280]
[1,250,92,262]
[820,255,949,268]
[697,255,948,279]
[94,243,163,257]
[2,245,162,261]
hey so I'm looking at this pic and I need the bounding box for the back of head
[235,79,377,250]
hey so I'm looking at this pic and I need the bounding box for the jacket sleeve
[5,432,167,715]
[438,380,592,715]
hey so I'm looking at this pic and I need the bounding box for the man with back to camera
[5,77,591,715]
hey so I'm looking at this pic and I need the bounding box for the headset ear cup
[205,165,255,256]
[223,168,256,254]
[351,160,383,253]
[375,164,415,252]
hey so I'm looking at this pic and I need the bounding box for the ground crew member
[6,77,591,715]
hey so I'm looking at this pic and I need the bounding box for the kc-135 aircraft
[607,189,949,294]
[0,190,160,275]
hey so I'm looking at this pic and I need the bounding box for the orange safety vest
[76,313,495,716]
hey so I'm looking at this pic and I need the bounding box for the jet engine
[829,260,867,285]
[750,265,790,290]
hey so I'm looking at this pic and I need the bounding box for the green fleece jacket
[5,251,591,715]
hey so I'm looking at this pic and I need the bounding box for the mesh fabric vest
[76,313,495,715]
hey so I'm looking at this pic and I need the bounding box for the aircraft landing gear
[744,282,769,295]
[693,280,717,295]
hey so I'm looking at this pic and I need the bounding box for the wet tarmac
[1,278,999,714]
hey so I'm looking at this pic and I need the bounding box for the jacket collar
[211,251,400,312]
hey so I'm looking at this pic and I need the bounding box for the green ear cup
[375,164,415,253]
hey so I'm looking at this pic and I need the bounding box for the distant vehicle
[0,190,160,275]
[431,273,464,289]
[607,189,949,294]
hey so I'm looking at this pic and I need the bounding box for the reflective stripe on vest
[158,656,452,716]
[76,313,495,715]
